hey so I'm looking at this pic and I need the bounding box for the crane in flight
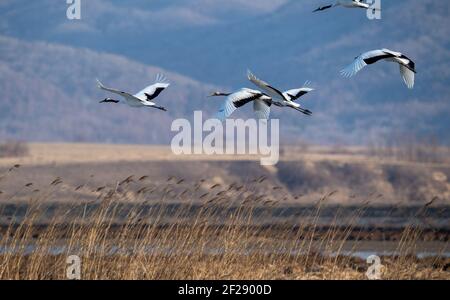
[314,0,379,13]
[247,70,313,116]
[209,89,273,121]
[341,49,416,89]
[97,74,170,111]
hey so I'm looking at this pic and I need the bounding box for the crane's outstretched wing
[283,81,314,101]
[381,49,403,57]
[247,70,287,102]
[216,96,238,121]
[340,55,369,78]
[399,65,415,89]
[340,49,390,78]
[216,89,259,121]
[134,73,170,101]
[96,79,134,98]
[253,99,271,120]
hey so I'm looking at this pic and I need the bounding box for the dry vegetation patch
[0,182,448,280]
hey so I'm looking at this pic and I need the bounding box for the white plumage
[314,0,373,11]
[134,74,170,101]
[247,70,313,116]
[283,81,315,102]
[209,88,272,121]
[341,49,416,89]
[97,73,170,111]
[253,98,272,121]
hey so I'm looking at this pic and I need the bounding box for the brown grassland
[0,143,448,280]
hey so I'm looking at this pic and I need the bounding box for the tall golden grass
[0,173,448,280]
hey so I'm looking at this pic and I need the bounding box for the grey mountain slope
[0,35,219,143]
[0,0,449,144]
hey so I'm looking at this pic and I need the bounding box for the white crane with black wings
[314,0,374,12]
[341,49,416,89]
[209,89,273,121]
[97,74,170,111]
[247,70,313,116]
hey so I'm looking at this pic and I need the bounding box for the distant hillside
[0,0,449,145]
[0,36,222,143]
[1,144,449,206]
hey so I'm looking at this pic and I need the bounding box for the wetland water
[0,240,448,259]
[1,203,448,259]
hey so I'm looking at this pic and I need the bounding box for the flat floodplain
[0,143,448,279]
